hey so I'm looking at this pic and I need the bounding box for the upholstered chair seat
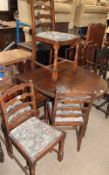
[10,117,62,161]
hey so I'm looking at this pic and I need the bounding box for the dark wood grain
[17,60,107,98]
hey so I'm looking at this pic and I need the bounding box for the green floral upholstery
[37,31,78,41]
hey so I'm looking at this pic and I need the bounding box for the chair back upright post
[29,0,55,68]
[82,23,106,65]
[29,0,36,69]
[83,41,97,71]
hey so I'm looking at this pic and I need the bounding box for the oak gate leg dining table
[16,60,107,98]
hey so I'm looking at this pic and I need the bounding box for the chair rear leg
[77,125,84,152]
[44,100,49,123]
[49,48,53,65]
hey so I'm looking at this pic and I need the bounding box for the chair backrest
[86,23,105,48]
[0,81,37,131]
[52,91,95,124]
[29,0,55,36]
[95,47,109,79]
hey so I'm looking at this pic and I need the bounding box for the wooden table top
[17,60,107,98]
[0,21,16,29]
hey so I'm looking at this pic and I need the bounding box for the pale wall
[0,0,9,11]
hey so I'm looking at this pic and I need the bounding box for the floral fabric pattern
[10,117,62,160]
[37,31,78,41]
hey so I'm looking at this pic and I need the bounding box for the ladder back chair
[29,0,79,81]
[0,82,66,175]
[86,23,106,49]
[81,23,106,65]
[29,0,55,67]
[46,91,95,151]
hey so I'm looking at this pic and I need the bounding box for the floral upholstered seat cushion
[10,117,62,161]
[37,31,78,41]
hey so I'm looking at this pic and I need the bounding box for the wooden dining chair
[29,0,55,107]
[29,0,55,67]
[46,91,95,151]
[86,23,106,48]
[18,0,55,66]
[0,81,66,175]
[93,47,109,118]
[81,23,106,65]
